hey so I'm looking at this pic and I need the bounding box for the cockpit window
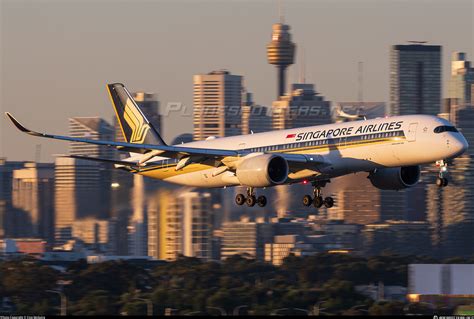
[434,125,458,133]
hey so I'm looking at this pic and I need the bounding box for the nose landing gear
[435,160,449,188]
[302,180,334,208]
[235,187,267,207]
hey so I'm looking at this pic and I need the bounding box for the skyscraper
[389,44,442,116]
[54,157,105,244]
[362,220,431,256]
[69,117,114,218]
[193,70,243,141]
[0,159,26,238]
[72,218,116,253]
[12,163,54,243]
[448,52,474,106]
[148,189,213,261]
[241,91,271,135]
[426,99,474,258]
[331,173,381,225]
[267,20,296,98]
[69,117,114,159]
[133,91,161,134]
[272,83,331,130]
[128,174,147,256]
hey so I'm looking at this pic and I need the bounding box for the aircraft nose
[451,134,469,157]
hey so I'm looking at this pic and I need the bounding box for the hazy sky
[1,0,473,161]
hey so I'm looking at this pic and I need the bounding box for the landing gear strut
[235,187,267,207]
[302,180,334,209]
[435,160,449,188]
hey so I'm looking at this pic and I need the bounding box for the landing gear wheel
[435,160,449,188]
[324,197,334,208]
[436,177,448,188]
[257,196,267,207]
[313,196,323,208]
[246,195,257,207]
[303,195,313,207]
[235,194,246,205]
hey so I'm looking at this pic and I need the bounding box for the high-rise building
[264,235,315,266]
[332,173,381,224]
[69,117,114,159]
[241,91,271,135]
[321,221,363,252]
[388,44,442,223]
[148,189,213,261]
[448,52,474,106]
[362,220,432,256]
[267,21,296,98]
[0,159,25,206]
[12,163,54,243]
[66,117,114,239]
[128,174,148,256]
[193,70,243,141]
[426,100,474,258]
[72,218,116,253]
[389,44,442,116]
[272,83,331,130]
[54,157,106,244]
[147,191,162,260]
[133,91,161,134]
[221,219,273,261]
[0,159,26,238]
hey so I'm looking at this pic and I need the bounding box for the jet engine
[236,154,289,187]
[368,165,420,190]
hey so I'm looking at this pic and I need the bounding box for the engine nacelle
[236,154,289,187]
[368,165,420,190]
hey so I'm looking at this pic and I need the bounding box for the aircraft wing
[5,112,238,159]
[6,112,330,169]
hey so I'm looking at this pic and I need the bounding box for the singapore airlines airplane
[6,83,469,209]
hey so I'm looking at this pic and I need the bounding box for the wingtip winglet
[4,112,14,122]
[4,112,36,135]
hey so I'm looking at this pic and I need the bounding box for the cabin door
[407,123,418,142]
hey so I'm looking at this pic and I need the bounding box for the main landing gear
[302,181,334,209]
[435,160,449,188]
[235,187,267,207]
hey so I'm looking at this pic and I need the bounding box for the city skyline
[1,2,474,316]
[1,0,473,161]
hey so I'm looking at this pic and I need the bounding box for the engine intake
[236,154,289,187]
[368,165,420,190]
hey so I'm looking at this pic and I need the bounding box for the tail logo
[123,98,150,143]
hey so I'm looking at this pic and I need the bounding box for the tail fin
[107,83,166,145]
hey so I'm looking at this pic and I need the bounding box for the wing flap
[67,155,140,167]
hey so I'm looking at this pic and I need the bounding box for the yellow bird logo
[123,98,150,143]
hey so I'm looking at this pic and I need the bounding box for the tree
[70,290,118,315]
[368,301,405,315]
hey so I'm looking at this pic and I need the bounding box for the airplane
[5,83,469,209]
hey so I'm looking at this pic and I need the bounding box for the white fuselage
[132,114,468,188]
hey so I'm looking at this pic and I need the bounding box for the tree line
[0,252,472,315]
